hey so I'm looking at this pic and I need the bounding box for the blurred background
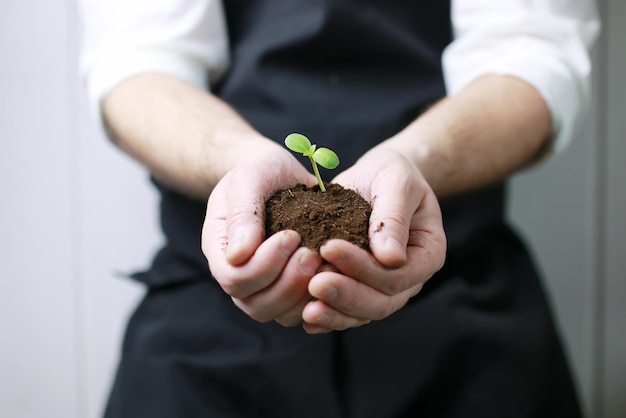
[1,1,624,417]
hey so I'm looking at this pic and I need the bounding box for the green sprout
[285,133,339,192]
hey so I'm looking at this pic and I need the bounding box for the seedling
[285,133,339,192]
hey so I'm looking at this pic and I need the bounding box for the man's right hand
[202,143,322,327]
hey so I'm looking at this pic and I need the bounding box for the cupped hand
[301,149,447,333]
[202,142,321,326]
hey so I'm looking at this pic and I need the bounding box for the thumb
[368,186,417,268]
[222,170,267,266]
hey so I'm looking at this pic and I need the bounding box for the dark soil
[265,183,371,251]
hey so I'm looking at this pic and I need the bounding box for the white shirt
[78,0,599,153]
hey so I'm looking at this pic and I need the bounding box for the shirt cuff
[443,37,591,155]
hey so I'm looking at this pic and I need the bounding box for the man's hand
[300,149,447,333]
[202,145,323,326]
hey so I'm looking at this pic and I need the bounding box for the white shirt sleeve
[443,0,600,153]
[78,0,229,120]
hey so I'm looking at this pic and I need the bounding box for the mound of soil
[265,183,371,251]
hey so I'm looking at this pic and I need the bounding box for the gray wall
[509,1,625,416]
[0,0,623,417]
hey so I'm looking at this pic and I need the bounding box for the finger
[274,294,312,327]
[282,260,339,326]
[320,239,432,296]
[302,299,372,333]
[307,271,422,320]
[317,261,339,273]
[405,191,447,272]
[301,324,333,334]
[215,230,301,299]
[231,247,322,322]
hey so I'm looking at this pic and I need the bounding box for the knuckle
[379,209,409,231]
[234,298,274,323]
[249,311,274,323]
[332,315,358,331]
[384,275,411,295]
[373,296,407,321]
[373,299,395,321]
[275,305,306,327]
[275,316,302,327]
[220,277,248,299]
[227,204,263,230]
[410,283,424,298]
[341,288,361,313]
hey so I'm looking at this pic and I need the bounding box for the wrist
[369,109,452,194]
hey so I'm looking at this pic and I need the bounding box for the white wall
[1,2,159,417]
[0,1,623,417]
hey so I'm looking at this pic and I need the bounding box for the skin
[103,72,551,333]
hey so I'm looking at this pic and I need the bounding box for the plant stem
[308,155,326,192]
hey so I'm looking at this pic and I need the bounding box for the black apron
[105,1,582,417]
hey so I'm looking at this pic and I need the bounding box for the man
[80,1,599,416]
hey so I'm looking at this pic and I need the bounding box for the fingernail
[228,228,248,252]
[279,231,301,258]
[321,285,338,301]
[317,312,332,326]
[299,250,320,276]
[384,237,406,260]
[320,242,345,266]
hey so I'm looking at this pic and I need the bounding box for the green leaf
[284,133,312,155]
[313,148,340,169]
